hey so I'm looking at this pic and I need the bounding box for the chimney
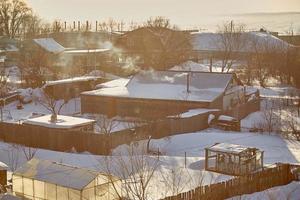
[187,72,191,93]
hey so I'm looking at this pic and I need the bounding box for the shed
[23,115,95,131]
[205,143,263,176]
[12,158,121,200]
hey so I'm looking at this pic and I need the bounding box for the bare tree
[21,146,38,161]
[95,115,121,154]
[145,16,171,28]
[214,21,246,72]
[0,0,32,38]
[103,145,160,200]
[37,91,69,122]
[254,100,279,134]
[5,144,21,172]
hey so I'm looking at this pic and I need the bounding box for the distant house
[20,38,64,76]
[34,32,119,71]
[0,36,19,67]
[81,71,247,118]
[190,31,292,62]
[115,27,191,69]
[23,115,95,131]
[205,143,264,176]
[13,158,121,200]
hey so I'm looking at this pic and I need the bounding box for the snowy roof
[33,38,65,53]
[207,143,259,155]
[63,48,110,54]
[23,115,95,129]
[43,76,101,87]
[192,31,291,53]
[0,161,8,170]
[14,158,100,190]
[96,78,130,89]
[83,71,234,103]
[5,44,19,52]
[170,61,210,72]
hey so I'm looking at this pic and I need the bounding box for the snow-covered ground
[1,97,81,122]
[0,126,299,199]
[0,78,299,199]
[228,181,300,200]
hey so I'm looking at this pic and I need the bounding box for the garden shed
[205,143,264,176]
[12,158,121,200]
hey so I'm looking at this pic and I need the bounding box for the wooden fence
[0,111,212,154]
[162,163,300,200]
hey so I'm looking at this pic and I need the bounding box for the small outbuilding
[13,158,121,200]
[23,115,96,131]
[205,143,263,176]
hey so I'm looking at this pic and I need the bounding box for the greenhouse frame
[205,143,264,176]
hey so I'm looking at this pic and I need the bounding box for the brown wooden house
[81,71,246,119]
[115,27,191,69]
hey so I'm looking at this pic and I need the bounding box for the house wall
[0,169,7,188]
[81,94,210,118]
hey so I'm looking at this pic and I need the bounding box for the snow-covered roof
[192,31,292,53]
[170,61,210,72]
[5,44,19,52]
[83,71,234,103]
[43,76,101,87]
[63,48,110,54]
[23,115,95,129]
[14,158,100,190]
[0,161,8,170]
[207,143,259,154]
[96,78,130,89]
[33,38,65,53]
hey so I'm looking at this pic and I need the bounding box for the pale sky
[26,0,300,31]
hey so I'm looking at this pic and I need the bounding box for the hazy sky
[26,0,300,30]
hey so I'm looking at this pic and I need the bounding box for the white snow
[83,71,233,103]
[96,78,130,89]
[33,38,65,54]
[170,61,211,72]
[207,143,254,154]
[228,181,300,200]
[43,76,101,87]
[192,31,291,53]
[1,97,81,122]
[173,108,219,118]
[23,115,95,129]
[63,48,110,54]
[0,126,299,199]
[218,115,236,122]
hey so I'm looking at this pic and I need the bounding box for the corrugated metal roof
[14,158,99,190]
